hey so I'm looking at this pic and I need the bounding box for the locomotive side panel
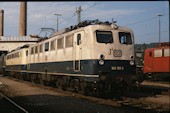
[144,49,153,73]
[153,49,164,72]
[152,47,170,73]
[5,48,28,73]
[144,47,170,74]
[144,46,170,81]
[163,48,170,72]
[26,27,97,76]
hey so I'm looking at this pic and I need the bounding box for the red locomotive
[143,42,170,81]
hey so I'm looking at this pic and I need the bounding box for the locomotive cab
[74,23,136,84]
[94,26,136,82]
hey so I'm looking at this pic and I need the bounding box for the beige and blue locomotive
[5,45,29,78]
[5,20,136,94]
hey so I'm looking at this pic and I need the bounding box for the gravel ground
[0,76,169,113]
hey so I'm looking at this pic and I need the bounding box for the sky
[0,1,169,44]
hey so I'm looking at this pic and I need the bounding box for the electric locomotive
[5,45,29,79]
[144,42,170,81]
[4,20,137,95]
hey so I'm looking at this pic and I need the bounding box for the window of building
[66,35,73,47]
[50,40,56,50]
[96,31,113,44]
[57,38,64,49]
[45,42,49,51]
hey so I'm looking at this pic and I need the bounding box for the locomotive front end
[92,24,136,84]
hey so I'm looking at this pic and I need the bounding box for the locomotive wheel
[19,73,23,80]
[84,82,98,96]
[55,77,66,90]
[39,79,44,85]
[77,80,85,94]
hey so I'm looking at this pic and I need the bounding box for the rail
[0,84,29,113]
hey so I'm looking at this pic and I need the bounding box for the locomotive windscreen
[119,32,132,45]
[96,31,113,43]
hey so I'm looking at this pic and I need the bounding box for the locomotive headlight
[99,60,104,65]
[130,60,134,66]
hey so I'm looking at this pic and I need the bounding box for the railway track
[6,76,170,98]
[0,77,169,113]
[2,76,170,98]
[139,81,170,95]
[0,82,29,113]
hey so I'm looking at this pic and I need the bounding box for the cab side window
[39,44,43,53]
[50,40,56,50]
[66,35,73,47]
[45,42,49,51]
[77,34,81,45]
[57,38,64,49]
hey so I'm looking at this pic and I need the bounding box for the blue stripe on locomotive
[5,60,136,78]
[6,65,27,72]
[6,65,27,70]
[28,60,136,76]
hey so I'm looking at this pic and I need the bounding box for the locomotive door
[148,51,153,69]
[73,31,84,71]
[26,50,30,70]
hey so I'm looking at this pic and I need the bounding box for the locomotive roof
[29,20,134,48]
[7,44,31,54]
[157,42,170,47]
[48,19,133,38]
[145,44,170,51]
[48,20,114,38]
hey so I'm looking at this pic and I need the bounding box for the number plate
[111,66,124,71]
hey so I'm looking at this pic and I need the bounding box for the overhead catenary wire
[51,2,100,29]
[83,2,100,12]
[135,30,169,38]
[125,17,157,27]
[53,3,168,30]
[29,2,168,37]
[124,13,168,27]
